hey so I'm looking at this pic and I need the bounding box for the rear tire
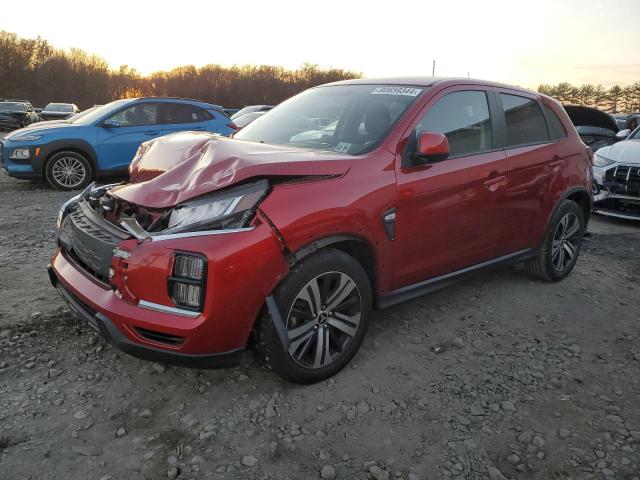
[45,151,93,191]
[254,248,372,384]
[525,199,584,282]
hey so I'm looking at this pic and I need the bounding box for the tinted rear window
[542,104,567,140]
[500,94,549,147]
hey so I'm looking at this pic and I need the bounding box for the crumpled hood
[111,131,355,208]
[597,139,640,165]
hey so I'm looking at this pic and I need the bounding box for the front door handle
[483,172,507,191]
[144,130,161,136]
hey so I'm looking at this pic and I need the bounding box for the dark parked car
[0,101,39,131]
[230,105,274,120]
[40,103,80,121]
[563,105,627,150]
[49,78,593,383]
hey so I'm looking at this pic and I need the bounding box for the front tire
[255,248,372,384]
[525,199,584,282]
[45,151,93,191]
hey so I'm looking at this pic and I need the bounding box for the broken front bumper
[593,164,640,220]
[593,189,640,220]
[48,264,244,368]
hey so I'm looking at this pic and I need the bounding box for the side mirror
[102,119,120,128]
[616,129,631,139]
[413,131,450,165]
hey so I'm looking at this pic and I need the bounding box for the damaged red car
[48,78,593,383]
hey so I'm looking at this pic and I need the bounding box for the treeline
[0,31,360,109]
[538,82,640,113]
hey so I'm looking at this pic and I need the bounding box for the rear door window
[500,94,549,147]
[162,103,211,124]
[415,90,493,157]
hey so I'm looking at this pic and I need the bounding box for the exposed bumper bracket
[266,295,290,351]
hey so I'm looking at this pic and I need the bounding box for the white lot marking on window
[335,142,351,153]
[371,87,422,96]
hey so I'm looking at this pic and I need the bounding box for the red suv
[48,78,593,383]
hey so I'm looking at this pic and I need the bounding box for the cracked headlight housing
[166,179,269,233]
[593,153,615,168]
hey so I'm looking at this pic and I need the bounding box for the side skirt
[377,248,537,309]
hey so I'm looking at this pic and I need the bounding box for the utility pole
[432,60,435,77]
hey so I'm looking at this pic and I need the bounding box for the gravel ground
[0,171,639,480]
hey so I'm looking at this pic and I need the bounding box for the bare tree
[0,31,360,109]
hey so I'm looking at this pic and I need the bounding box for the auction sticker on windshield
[371,87,422,96]
[335,142,351,153]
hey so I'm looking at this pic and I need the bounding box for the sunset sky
[2,0,639,88]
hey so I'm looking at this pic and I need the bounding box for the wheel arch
[543,186,592,242]
[290,234,378,301]
[39,140,99,174]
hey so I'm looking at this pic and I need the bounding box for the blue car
[0,97,236,190]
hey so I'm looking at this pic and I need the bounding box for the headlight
[9,148,30,159]
[166,179,269,233]
[13,135,42,141]
[593,153,615,168]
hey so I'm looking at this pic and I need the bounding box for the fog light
[169,252,206,311]
[9,148,30,159]
[171,282,202,309]
[173,255,204,280]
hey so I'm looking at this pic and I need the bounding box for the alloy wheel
[51,156,87,188]
[551,212,580,272]
[286,271,362,369]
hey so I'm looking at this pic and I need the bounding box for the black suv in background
[0,100,39,132]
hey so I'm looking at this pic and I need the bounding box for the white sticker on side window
[371,86,422,96]
[335,142,351,153]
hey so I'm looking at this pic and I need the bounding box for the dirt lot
[0,172,639,480]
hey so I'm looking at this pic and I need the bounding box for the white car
[593,126,640,220]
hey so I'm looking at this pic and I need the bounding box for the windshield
[44,103,73,112]
[0,102,26,112]
[70,100,129,126]
[234,85,423,155]
[629,126,640,139]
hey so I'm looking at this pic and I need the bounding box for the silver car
[593,126,640,220]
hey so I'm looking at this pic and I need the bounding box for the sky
[1,0,639,88]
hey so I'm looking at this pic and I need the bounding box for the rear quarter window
[542,103,567,140]
[500,94,549,147]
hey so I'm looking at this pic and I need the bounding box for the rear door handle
[144,130,161,136]
[549,155,564,169]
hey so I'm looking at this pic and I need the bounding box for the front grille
[133,327,185,347]
[604,164,640,197]
[59,201,131,282]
